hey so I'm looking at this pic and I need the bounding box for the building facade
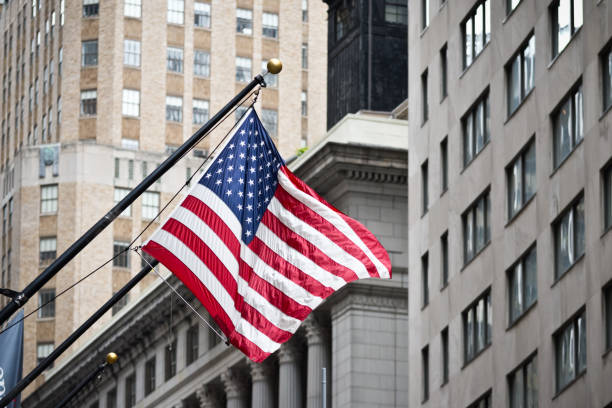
[0,0,328,397]
[409,0,612,407]
[23,111,408,408]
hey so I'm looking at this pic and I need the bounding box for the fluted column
[196,384,222,408]
[278,342,303,408]
[222,368,249,408]
[304,316,330,408]
[248,359,275,408]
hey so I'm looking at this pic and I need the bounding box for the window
[385,0,407,25]
[144,358,156,396]
[59,48,63,77]
[81,40,98,66]
[551,0,582,59]
[194,2,211,28]
[113,241,130,268]
[262,109,278,137]
[441,327,449,385]
[111,292,129,315]
[263,61,277,87]
[57,96,62,125]
[166,96,183,122]
[80,89,97,116]
[122,139,139,150]
[301,91,307,116]
[421,0,429,30]
[602,46,612,112]
[335,6,350,41]
[463,290,492,364]
[235,106,248,121]
[467,390,492,408]
[41,184,58,214]
[441,231,449,288]
[421,160,428,214]
[165,340,177,380]
[1,205,5,235]
[7,199,12,230]
[507,34,535,115]
[142,191,160,220]
[83,0,99,17]
[508,245,537,325]
[421,252,429,307]
[462,0,491,69]
[114,187,131,217]
[440,137,448,193]
[302,0,308,22]
[554,195,584,280]
[440,44,448,100]
[193,99,209,124]
[124,39,141,67]
[508,353,538,408]
[552,84,583,168]
[122,89,140,117]
[604,161,612,231]
[125,374,136,408]
[236,8,253,35]
[194,50,210,77]
[463,92,490,167]
[605,284,612,352]
[186,325,199,365]
[236,57,251,83]
[128,160,134,179]
[507,138,536,219]
[167,0,184,24]
[37,343,54,365]
[40,237,57,265]
[124,0,141,18]
[555,309,586,393]
[43,66,48,94]
[421,69,428,124]
[38,288,56,318]
[106,389,117,408]
[263,13,278,38]
[167,46,184,73]
[462,189,491,265]
[507,0,521,15]
[61,0,65,25]
[302,43,308,69]
[422,345,429,402]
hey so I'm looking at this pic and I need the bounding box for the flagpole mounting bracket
[0,288,20,300]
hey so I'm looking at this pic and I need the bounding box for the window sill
[459,42,490,80]
[548,28,582,71]
[440,187,448,198]
[262,36,279,42]
[440,282,448,292]
[552,369,586,400]
[504,88,535,125]
[421,302,429,311]
[459,141,491,175]
[440,95,447,104]
[167,71,184,76]
[505,193,536,228]
[419,26,429,38]
[40,212,58,217]
[167,22,185,28]
[461,241,491,272]
[551,253,585,289]
[36,316,55,322]
[603,345,612,359]
[461,342,491,370]
[194,26,212,32]
[124,16,142,21]
[599,103,612,122]
[506,300,537,331]
[194,74,210,80]
[502,1,523,25]
[549,138,583,179]
[236,32,253,38]
[79,115,97,119]
[602,224,612,239]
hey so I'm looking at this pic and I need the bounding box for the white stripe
[151,230,280,353]
[267,197,370,279]
[278,171,390,279]
[255,222,346,290]
[172,205,303,333]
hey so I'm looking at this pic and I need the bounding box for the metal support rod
[0,261,157,407]
[0,75,266,326]
[55,361,107,408]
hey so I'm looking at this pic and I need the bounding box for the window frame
[421,159,428,215]
[441,326,449,386]
[507,243,537,326]
[461,0,491,70]
[142,191,160,220]
[114,187,131,217]
[440,44,448,101]
[124,0,142,18]
[462,90,490,168]
[123,39,141,67]
[38,288,56,318]
[421,69,428,125]
[165,95,183,123]
[467,389,492,408]
[82,0,99,18]
[462,288,492,365]
[81,40,98,67]
[113,241,130,268]
[550,0,582,60]
[440,231,449,289]
[506,33,535,117]
[262,12,279,39]
[551,81,583,170]
[193,98,210,125]
[421,252,429,308]
[506,136,536,221]
[167,46,184,73]
[41,184,58,214]
[165,340,177,380]
[236,8,253,35]
[553,193,585,281]
[194,2,211,28]
[422,344,430,402]
[80,89,97,116]
[507,352,538,408]
[554,307,587,394]
[604,282,612,353]
[186,325,199,365]
[236,56,252,83]
[144,357,156,396]
[462,188,491,266]
[167,0,185,25]
[39,236,57,266]
[194,50,210,77]
[603,158,612,233]
[125,373,136,408]
[440,136,448,194]
[122,89,140,117]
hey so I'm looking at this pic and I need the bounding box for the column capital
[303,314,328,346]
[196,384,222,408]
[248,359,274,382]
[278,341,302,364]
[221,367,248,400]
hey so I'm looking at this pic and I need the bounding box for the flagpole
[0,261,156,407]
[0,59,283,326]
[55,352,118,408]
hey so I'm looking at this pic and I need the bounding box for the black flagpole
[0,59,282,326]
[55,352,119,408]
[0,262,154,407]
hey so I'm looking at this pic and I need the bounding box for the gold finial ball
[267,58,283,75]
[106,352,119,365]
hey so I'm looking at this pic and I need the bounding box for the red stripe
[274,185,381,279]
[261,209,360,283]
[339,213,392,276]
[142,242,271,363]
[248,236,335,299]
[160,219,293,344]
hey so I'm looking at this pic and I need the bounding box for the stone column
[304,316,330,408]
[196,384,222,408]
[278,342,303,408]
[248,360,274,408]
[222,368,249,408]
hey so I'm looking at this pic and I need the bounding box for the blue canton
[198,109,284,244]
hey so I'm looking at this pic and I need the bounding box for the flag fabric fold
[143,108,391,362]
[0,310,24,408]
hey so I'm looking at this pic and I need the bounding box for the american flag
[143,108,391,362]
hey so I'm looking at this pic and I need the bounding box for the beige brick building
[0,0,327,397]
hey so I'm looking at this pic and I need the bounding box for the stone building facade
[23,111,408,408]
[409,0,612,407]
[0,0,327,397]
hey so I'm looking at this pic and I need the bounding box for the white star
[258,191,262,196]
[250,167,256,173]
[245,230,251,236]
[240,130,246,135]
[247,204,253,211]
[229,143,235,149]
[259,153,264,159]
[259,165,263,171]
[239,164,245,171]
[216,168,223,174]
[268,150,272,154]
[265,173,271,179]
[227,177,233,183]
[265,186,270,191]
[247,192,254,198]
[255,130,259,135]
[239,178,244,184]
[229,154,234,159]
[248,179,254,186]
[264,197,270,203]
[237,204,243,210]
[217,158,223,164]
[258,178,263,183]
[215,179,222,185]
[226,190,232,196]
[258,203,262,208]
[260,141,265,146]
[251,155,257,161]
[228,165,234,171]
[250,118,254,123]
[246,217,252,224]
[240,140,246,147]
[266,162,271,167]
[239,153,245,159]
[238,191,243,197]
[205,173,212,179]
